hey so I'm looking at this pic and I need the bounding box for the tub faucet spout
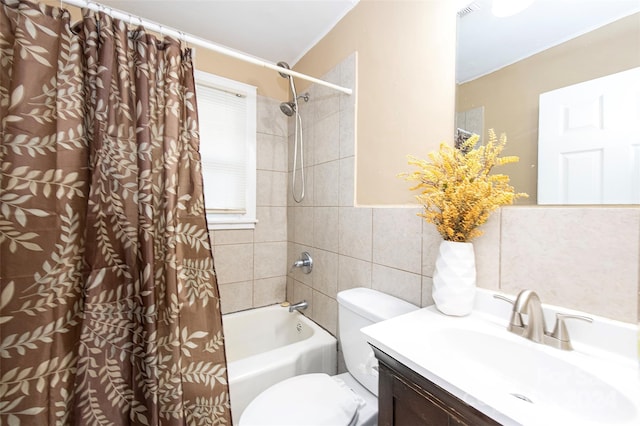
[289,300,308,313]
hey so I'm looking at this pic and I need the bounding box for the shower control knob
[290,252,313,274]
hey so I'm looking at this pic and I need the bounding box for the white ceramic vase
[432,240,476,316]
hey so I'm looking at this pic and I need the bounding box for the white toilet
[239,287,419,426]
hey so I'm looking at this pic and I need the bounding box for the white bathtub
[222,304,337,423]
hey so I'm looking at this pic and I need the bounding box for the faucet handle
[493,294,514,305]
[290,252,313,274]
[547,313,593,350]
[493,294,525,331]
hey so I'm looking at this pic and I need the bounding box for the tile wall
[215,53,640,334]
[285,53,639,333]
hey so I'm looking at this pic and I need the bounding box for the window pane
[197,82,247,212]
[194,70,256,230]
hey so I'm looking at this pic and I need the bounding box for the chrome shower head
[280,101,296,117]
[277,61,291,78]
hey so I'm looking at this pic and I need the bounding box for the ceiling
[96,0,639,81]
[98,0,360,66]
[456,0,640,83]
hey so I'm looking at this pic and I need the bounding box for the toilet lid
[239,374,363,426]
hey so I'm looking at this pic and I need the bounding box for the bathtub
[222,304,337,423]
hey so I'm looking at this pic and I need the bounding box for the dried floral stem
[399,129,527,242]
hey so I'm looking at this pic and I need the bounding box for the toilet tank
[337,288,419,396]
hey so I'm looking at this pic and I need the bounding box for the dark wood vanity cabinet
[373,346,501,426]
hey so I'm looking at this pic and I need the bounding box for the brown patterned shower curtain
[0,1,231,424]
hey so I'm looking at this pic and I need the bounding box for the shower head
[278,61,306,117]
[276,61,291,78]
[280,101,296,117]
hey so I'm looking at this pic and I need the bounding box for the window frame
[194,70,257,230]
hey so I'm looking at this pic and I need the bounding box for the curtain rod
[61,0,353,96]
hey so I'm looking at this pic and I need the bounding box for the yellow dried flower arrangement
[400,129,527,242]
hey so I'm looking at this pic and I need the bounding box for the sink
[424,328,636,424]
[361,289,640,426]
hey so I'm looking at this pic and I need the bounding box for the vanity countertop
[361,289,640,426]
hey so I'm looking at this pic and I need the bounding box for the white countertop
[361,289,640,426]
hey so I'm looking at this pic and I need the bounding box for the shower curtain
[0,1,231,424]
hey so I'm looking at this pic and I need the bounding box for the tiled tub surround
[214,54,639,337]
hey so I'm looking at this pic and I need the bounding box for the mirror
[455,0,640,204]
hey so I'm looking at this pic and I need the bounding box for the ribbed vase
[432,241,476,316]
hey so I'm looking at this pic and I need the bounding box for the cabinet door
[380,362,469,426]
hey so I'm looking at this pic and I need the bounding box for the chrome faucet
[288,300,308,313]
[494,289,592,350]
[512,289,546,343]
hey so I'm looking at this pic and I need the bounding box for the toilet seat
[239,373,364,426]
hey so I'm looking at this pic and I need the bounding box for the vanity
[362,289,640,426]
[375,344,499,426]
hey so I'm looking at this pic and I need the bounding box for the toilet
[239,287,419,426]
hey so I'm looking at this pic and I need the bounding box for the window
[194,70,257,230]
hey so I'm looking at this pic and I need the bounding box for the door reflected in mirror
[455,0,640,204]
[538,68,640,204]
